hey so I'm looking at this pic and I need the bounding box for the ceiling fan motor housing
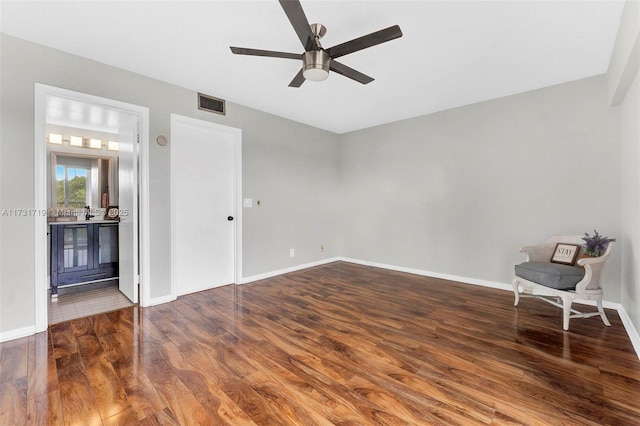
[303,50,330,81]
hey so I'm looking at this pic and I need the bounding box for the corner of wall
[607,0,640,106]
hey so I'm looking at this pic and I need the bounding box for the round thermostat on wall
[156,135,168,146]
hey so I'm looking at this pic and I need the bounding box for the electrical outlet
[320,244,324,252]
[289,248,295,257]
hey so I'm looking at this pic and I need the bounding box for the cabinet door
[95,223,119,268]
[59,224,93,273]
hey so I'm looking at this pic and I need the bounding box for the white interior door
[172,115,237,296]
[118,113,139,302]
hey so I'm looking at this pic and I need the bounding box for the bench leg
[597,299,611,327]
[512,279,520,306]
[562,296,572,331]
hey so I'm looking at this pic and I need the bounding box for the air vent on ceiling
[198,93,225,115]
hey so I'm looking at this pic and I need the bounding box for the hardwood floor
[1,261,639,425]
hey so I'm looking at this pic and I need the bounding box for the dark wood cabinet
[50,222,119,296]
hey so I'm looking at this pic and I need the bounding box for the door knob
[227,216,234,221]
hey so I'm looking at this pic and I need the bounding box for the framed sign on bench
[550,243,580,265]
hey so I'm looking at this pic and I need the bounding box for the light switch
[243,198,253,208]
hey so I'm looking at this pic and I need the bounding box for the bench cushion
[515,261,585,290]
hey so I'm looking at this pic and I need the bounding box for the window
[50,153,116,210]
[56,164,91,208]
[54,156,94,208]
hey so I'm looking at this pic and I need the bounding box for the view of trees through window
[56,165,89,208]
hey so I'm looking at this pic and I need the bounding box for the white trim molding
[616,304,640,359]
[34,84,151,328]
[0,326,36,343]
[241,257,340,284]
[147,294,177,307]
[339,257,513,292]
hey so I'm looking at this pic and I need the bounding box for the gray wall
[0,34,339,335]
[240,109,340,277]
[612,1,640,331]
[620,71,639,330]
[338,76,622,300]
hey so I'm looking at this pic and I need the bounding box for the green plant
[582,230,616,257]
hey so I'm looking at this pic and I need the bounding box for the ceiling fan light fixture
[302,50,330,81]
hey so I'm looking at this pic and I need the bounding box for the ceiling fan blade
[288,69,306,87]
[278,0,317,51]
[329,60,374,85]
[326,25,403,59]
[230,47,301,60]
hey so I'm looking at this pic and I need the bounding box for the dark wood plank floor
[1,261,639,425]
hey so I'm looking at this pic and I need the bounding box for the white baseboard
[338,257,640,360]
[616,304,640,358]
[338,257,513,291]
[241,257,340,284]
[0,325,36,343]
[147,294,176,306]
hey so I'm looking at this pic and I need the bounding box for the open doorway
[34,84,150,330]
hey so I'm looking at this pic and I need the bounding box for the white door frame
[34,84,151,333]
[169,114,243,301]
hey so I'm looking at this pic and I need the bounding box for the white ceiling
[0,0,625,134]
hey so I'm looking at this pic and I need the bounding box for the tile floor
[48,285,134,324]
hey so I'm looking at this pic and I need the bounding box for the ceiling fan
[230,0,403,87]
